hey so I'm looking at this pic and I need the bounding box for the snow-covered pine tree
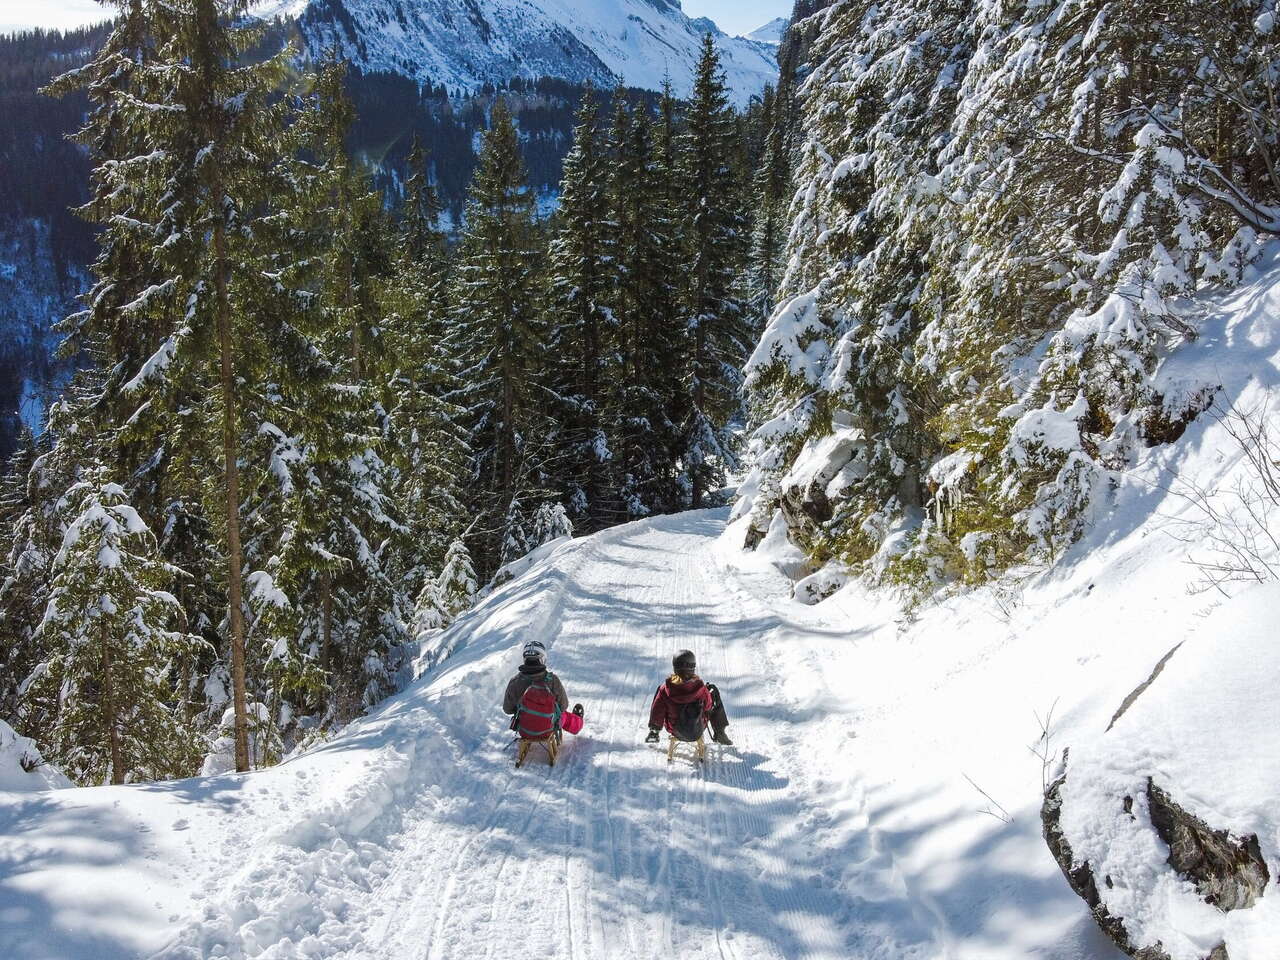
[528,501,574,550]
[604,96,686,517]
[650,82,695,511]
[922,0,1277,568]
[244,54,411,727]
[41,1,230,707]
[435,536,478,621]
[0,430,52,724]
[412,535,477,634]
[307,54,395,384]
[749,81,792,322]
[46,0,310,771]
[42,0,171,391]
[499,496,532,568]
[739,0,975,581]
[739,0,1280,596]
[545,88,618,530]
[403,134,447,268]
[22,473,201,784]
[382,138,470,603]
[451,98,549,572]
[679,36,751,507]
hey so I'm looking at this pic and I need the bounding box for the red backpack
[516,675,562,740]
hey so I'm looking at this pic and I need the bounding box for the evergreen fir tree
[750,80,792,321]
[403,135,446,266]
[412,535,477,634]
[0,429,52,724]
[384,124,467,588]
[545,88,617,529]
[451,98,548,572]
[47,0,314,770]
[678,36,751,507]
[605,98,685,517]
[246,54,411,726]
[528,501,574,549]
[23,472,201,784]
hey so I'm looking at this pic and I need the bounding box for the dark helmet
[523,640,547,667]
[672,649,697,677]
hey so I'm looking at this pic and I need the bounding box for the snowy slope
[745,17,789,46]
[259,0,779,106]
[2,260,1278,958]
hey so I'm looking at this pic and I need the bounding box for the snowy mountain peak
[745,16,789,47]
[256,0,779,106]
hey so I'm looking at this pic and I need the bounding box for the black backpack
[672,698,708,742]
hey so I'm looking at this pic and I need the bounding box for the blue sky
[683,0,790,36]
[1,0,791,38]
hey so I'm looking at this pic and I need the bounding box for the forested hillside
[738,0,1277,603]
[0,25,668,466]
[0,27,105,464]
[0,0,783,786]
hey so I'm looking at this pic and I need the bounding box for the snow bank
[712,251,1280,958]
[1057,583,1280,960]
[0,720,71,793]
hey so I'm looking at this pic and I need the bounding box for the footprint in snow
[173,818,190,830]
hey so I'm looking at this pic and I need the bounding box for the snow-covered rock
[261,0,779,106]
[0,720,71,792]
[1044,582,1280,960]
[775,424,867,552]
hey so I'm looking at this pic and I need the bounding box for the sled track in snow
[147,511,862,960]
[350,512,856,960]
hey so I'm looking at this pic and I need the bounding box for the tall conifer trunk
[101,630,124,785]
[214,211,251,773]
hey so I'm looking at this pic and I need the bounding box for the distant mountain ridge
[254,0,779,106]
[746,16,789,47]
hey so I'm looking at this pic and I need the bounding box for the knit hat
[672,649,696,677]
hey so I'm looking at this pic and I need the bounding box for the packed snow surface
[3,260,1278,958]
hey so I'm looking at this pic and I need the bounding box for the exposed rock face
[1107,643,1183,732]
[1042,772,1146,956]
[1043,767,1265,960]
[1147,780,1269,913]
[776,427,867,550]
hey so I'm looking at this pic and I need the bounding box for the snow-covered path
[328,511,848,960]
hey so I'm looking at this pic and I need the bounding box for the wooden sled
[667,733,707,764]
[516,732,561,768]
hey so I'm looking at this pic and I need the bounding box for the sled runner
[667,732,707,764]
[516,731,561,768]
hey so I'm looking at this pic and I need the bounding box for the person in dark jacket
[646,649,732,746]
[503,640,569,718]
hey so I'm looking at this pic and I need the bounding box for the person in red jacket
[646,649,733,746]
